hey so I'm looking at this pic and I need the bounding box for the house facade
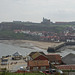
[12,52,22,60]
[27,60,49,71]
[27,52,49,71]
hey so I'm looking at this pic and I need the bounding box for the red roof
[56,65,75,70]
[46,54,61,61]
[28,60,49,67]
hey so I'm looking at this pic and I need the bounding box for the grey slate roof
[13,52,22,56]
[62,53,75,64]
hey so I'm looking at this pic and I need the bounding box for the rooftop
[46,54,61,61]
[56,65,75,70]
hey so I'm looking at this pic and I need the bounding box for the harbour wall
[47,42,75,52]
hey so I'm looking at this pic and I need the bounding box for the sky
[0,0,75,23]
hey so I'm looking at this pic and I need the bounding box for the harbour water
[0,41,75,58]
[0,42,47,58]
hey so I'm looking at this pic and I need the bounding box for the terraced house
[27,52,49,71]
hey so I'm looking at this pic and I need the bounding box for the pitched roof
[13,52,22,56]
[28,60,49,67]
[29,52,47,60]
[56,65,75,70]
[29,52,46,57]
[62,53,75,64]
[32,52,41,59]
[46,54,61,61]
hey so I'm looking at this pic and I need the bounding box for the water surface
[0,42,75,58]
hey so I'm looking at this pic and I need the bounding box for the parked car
[49,69,63,74]
[43,70,52,74]
[56,69,63,74]
[49,69,56,74]
[43,69,63,74]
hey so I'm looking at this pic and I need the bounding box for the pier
[47,42,75,52]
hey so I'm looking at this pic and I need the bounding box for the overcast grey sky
[0,0,75,23]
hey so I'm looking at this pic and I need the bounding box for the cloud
[0,0,75,22]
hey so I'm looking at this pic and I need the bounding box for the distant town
[1,17,75,25]
[0,18,75,42]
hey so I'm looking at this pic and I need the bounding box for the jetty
[47,42,75,52]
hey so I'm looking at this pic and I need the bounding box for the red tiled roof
[46,54,61,61]
[56,65,75,70]
[28,60,49,67]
